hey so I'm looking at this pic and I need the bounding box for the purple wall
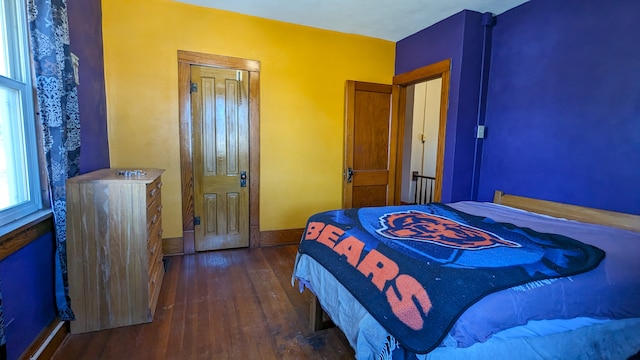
[0,234,56,360]
[478,0,640,214]
[68,0,110,173]
[396,11,485,202]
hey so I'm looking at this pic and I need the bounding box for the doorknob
[346,168,353,183]
[240,171,247,187]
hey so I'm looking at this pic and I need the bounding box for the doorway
[178,51,261,253]
[342,60,450,208]
[392,59,451,204]
[400,77,442,204]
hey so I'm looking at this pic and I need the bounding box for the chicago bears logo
[377,210,520,250]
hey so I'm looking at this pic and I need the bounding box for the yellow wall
[102,0,395,237]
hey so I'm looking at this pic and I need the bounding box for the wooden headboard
[493,191,640,233]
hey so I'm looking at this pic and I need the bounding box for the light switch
[476,125,486,139]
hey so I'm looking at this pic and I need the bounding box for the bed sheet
[448,202,640,347]
[295,254,640,360]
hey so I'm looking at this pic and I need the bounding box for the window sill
[0,209,54,261]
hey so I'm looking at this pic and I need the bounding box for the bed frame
[493,191,640,232]
[308,190,640,331]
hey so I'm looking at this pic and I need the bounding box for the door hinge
[190,82,197,93]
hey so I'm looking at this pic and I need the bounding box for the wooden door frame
[178,50,260,252]
[392,59,451,204]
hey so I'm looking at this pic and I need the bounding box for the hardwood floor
[53,245,355,359]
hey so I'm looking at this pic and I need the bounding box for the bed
[292,191,640,359]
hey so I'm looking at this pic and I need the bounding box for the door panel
[192,65,249,251]
[343,81,395,208]
[352,186,387,208]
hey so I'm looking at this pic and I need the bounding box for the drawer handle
[149,188,158,197]
[158,229,163,237]
[157,204,163,213]
[151,214,159,225]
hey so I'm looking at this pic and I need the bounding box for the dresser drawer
[148,251,164,307]
[147,194,162,233]
[148,225,162,261]
[148,218,163,251]
[146,176,162,206]
[148,238,163,275]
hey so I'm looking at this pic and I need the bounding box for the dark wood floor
[53,245,355,359]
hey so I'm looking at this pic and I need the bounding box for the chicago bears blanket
[297,203,605,354]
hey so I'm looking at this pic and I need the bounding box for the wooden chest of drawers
[66,168,165,334]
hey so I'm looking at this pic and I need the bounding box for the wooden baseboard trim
[162,237,185,256]
[161,228,304,252]
[20,318,68,360]
[259,228,303,247]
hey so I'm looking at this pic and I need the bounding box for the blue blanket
[297,203,605,354]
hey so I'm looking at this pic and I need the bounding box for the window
[0,0,43,226]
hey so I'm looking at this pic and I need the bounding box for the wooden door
[343,81,396,208]
[191,65,249,251]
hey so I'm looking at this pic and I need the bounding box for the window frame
[0,0,49,236]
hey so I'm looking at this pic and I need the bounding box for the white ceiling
[174,0,529,41]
